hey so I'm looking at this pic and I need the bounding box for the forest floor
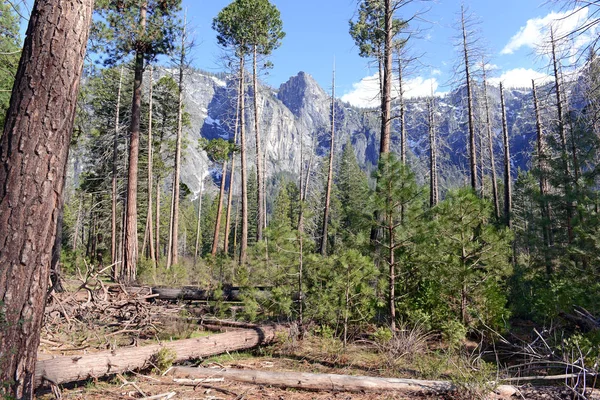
[34,280,599,400]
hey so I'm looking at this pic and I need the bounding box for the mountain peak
[277,71,327,117]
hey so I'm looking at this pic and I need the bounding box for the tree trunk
[112,66,123,272]
[35,327,283,388]
[224,76,242,256]
[170,367,516,396]
[145,65,155,267]
[398,52,406,165]
[482,67,500,219]
[500,83,512,228]
[320,65,335,256]
[252,46,264,243]
[123,2,148,283]
[461,6,477,191]
[0,0,92,396]
[168,19,186,268]
[428,97,438,207]
[194,188,203,265]
[239,55,249,265]
[379,0,393,155]
[533,80,554,275]
[211,161,228,256]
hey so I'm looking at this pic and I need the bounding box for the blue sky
[183,0,594,106]
[15,0,596,106]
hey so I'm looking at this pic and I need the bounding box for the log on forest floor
[35,324,285,388]
[150,285,271,302]
[169,366,518,397]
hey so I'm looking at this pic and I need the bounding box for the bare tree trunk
[461,6,477,191]
[224,77,242,256]
[239,55,249,265]
[388,219,396,332]
[168,19,186,268]
[194,188,203,265]
[112,66,123,270]
[398,52,406,165]
[533,80,554,275]
[482,64,500,219]
[145,65,155,266]
[500,83,512,228]
[253,46,264,242]
[72,197,82,251]
[123,2,148,283]
[550,28,573,243]
[428,97,438,207]
[211,160,228,256]
[0,0,92,396]
[320,64,335,256]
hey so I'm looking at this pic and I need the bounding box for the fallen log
[170,366,518,397]
[151,285,271,302]
[171,367,454,394]
[35,325,284,387]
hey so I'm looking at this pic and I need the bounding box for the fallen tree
[151,285,271,301]
[169,366,518,397]
[35,325,284,387]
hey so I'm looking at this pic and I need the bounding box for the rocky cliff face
[181,68,540,194]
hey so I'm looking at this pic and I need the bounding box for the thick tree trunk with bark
[123,3,148,283]
[500,83,512,228]
[0,0,92,396]
[320,66,335,256]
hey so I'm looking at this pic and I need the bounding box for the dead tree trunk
[428,97,438,207]
[112,66,123,273]
[461,6,477,191]
[0,0,92,396]
[320,64,335,256]
[380,0,393,155]
[398,51,407,165]
[168,19,186,269]
[144,65,156,267]
[35,327,284,387]
[123,2,148,283]
[224,77,242,256]
[500,83,512,228]
[533,79,554,275]
[239,55,249,265]
[482,64,500,219]
[252,46,264,243]
[211,160,228,256]
[193,188,203,265]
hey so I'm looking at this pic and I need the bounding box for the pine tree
[0,2,20,130]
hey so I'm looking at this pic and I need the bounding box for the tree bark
[0,0,92,396]
[35,327,283,388]
[500,83,512,228]
[123,2,148,283]
[428,97,438,207]
[320,65,335,256]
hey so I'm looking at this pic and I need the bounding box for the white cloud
[431,69,442,76]
[501,7,593,56]
[341,73,441,108]
[488,68,552,88]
